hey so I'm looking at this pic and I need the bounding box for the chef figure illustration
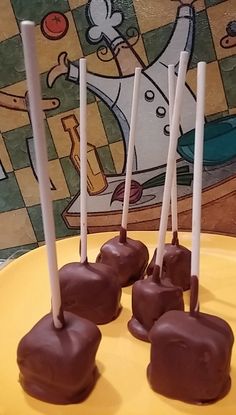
[48,0,236,215]
[49,0,197,173]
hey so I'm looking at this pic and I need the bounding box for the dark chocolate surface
[128,275,184,342]
[59,261,122,324]
[147,242,191,291]
[96,234,149,287]
[17,311,101,404]
[148,310,234,404]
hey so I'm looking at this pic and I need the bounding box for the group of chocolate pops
[17,21,234,406]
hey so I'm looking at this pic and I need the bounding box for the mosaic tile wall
[0,0,236,259]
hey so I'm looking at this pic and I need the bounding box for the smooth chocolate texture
[148,310,234,404]
[96,230,149,287]
[147,241,191,291]
[59,261,121,324]
[17,311,101,404]
[128,266,184,341]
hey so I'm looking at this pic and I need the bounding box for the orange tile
[68,0,87,9]
[48,103,108,157]
[186,61,227,116]
[35,12,82,74]
[0,133,12,172]
[86,48,120,76]
[0,209,36,249]
[207,0,236,60]
[110,141,125,174]
[48,159,70,200]
[0,0,19,42]
[133,0,205,34]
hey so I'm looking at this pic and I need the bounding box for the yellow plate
[0,231,236,415]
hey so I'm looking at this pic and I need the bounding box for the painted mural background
[0,0,236,259]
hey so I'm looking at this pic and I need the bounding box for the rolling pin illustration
[61,114,108,195]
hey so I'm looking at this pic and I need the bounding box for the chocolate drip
[190,275,199,316]
[171,230,179,246]
[151,264,161,284]
[119,226,127,243]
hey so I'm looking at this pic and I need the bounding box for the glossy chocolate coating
[128,266,184,342]
[59,261,121,324]
[17,311,101,404]
[147,240,191,291]
[96,229,149,287]
[147,309,234,404]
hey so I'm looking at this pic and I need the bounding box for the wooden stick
[154,51,189,274]
[190,61,206,314]
[79,58,88,263]
[120,67,142,236]
[21,21,63,329]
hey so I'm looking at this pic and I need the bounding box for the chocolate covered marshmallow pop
[147,64,191,291]
[147,62,234,404]
[128,52,190,342]
[59,59,121,324]
[96,68,149,287]
[17,23,101,404]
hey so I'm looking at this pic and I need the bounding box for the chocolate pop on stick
[17,22,101,405]
[59,59,121,324]
[96,68,148,287]
[128,52,190,342]
[148,62,234,404]
[147,64,191,291]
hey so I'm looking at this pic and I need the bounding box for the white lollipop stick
[21,21,63,329]
[79,58,88,263]
[155,51,189,274]
[191,62,206,312]
[121,67,142,232]
[168,64,178,238]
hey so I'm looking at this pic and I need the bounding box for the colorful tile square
[3,121,58,170]
[207,0,236,60]
[110,140,125,174]
[0,208,36,248]
[0,0,19,42]
[60,156,80,196]
[219,55,236,109]
[0,172,24,212]
[142,23,174,64]
[205,0,227,7]
[97,145,116,175]
[10,0,70,26]
[98,101,123,144]
[0,34,25,88]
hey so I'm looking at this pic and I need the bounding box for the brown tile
[35,11,82,74]
[48,159,70,200]
[0,133,12,172]
[186,61,227,115]
[109,140,125,174]
[0,0,19,42]
[207,0,236,60]
[229,107,236,115]
[0,80,30,132]
[15,167,39,206]
[86,49,120,76]
[48,102,108,157]
[133,0,205,34]
[69,0,87,9]
[0,208,36,249]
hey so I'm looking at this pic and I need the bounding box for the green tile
[98,101,122,144]
[205,0,226,7]
[219,55,236,109]
[206,110,229,122]
[0,243,38,260]
[96,145,116,175]
[3,121,58,170]
[0,172,24,212]
[73,2,140,57]
[10,0,70,25]
[28,198,78,241]
[142,23,174,64]
[0,35,25,88]
[60,156,80,196]
[189,10,216,69]
[41,71,95,117]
